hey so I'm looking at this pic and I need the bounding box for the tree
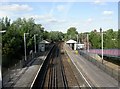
[43,31,49,40]
[88,29,118,49]
[49,31,64,41]
[2,17,45,67]
[2,22,23,67]
[104,29,118,48]
[66,27,78,40]
[89,31,101,48]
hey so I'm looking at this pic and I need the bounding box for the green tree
[2,17,44,67]
[67,27,78,40]
[104,29,118,48]
[89,31,101,48]
[43,31,49,40]
[49,31,64,41]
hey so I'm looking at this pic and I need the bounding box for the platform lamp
[0,30,6,88]
[24,33,29,61]
[100,28,103,64]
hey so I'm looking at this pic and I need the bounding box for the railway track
[43,43,68,88]
[32,42,90,89]
[32,43,69,89]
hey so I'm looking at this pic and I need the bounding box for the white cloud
[87,18,93,23]
[56,3,73,19]
[103,10,113,15]
[29,14,52,20]
[102,17,113,22]
[46,18,66,23]
[58,20,66,23]
[56,5,65,12]
[0,4,33,12]
[47,18,57,23]
[22,14,53,22]
[0,11,9,17]
[94,0,102,4]
[23,14,66,24]
[94,0,106,5]
[0,11,13,18]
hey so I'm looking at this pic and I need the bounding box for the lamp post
[70,35,71,39]
[100,28,103,64]
[34,34,38,53]
[24,33,29,61]
[0,30,6,88]
[87,33,89,52]
[77,34,78,43]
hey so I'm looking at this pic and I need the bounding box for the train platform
[13,52,49,88]
[64,43,119,87]
[80,50,119,72]
[3,50,50,88]
[91,52,119,72]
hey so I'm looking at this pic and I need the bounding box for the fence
[89,49,120,57]
[78,50,119,81]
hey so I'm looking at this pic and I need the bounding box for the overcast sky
[0,0,119,33]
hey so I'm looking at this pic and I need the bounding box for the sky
[0,0,119,33]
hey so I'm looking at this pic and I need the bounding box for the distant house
[39,40,50,52]
[66,39,77,50]
[76,44,85,50]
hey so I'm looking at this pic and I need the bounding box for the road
[65,44,118,87]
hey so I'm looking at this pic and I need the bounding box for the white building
[76,44,85,50]
[66,39,77,50]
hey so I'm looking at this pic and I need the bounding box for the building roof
[39,40,50,44]
[66,39,77,44]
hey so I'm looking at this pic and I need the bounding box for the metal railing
[78,50,119,81]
